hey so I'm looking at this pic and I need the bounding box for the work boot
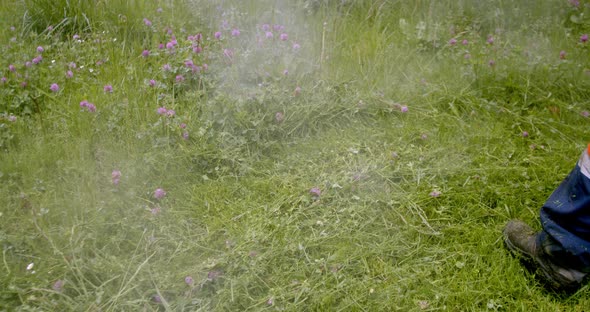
[503,219,587,292]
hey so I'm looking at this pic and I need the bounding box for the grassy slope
[1,0,590,311]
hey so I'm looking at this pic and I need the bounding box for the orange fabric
[588,143,590,156]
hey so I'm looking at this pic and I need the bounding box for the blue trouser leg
[539,151,590,272]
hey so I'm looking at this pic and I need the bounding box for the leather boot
[503,220,587,291]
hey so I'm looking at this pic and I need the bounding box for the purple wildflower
[32,56,42,64]
[143,18,152,26]
[25,61,32,68]
[581,34,588,43]
[37,46,44,53]
[560,50,567,59]
[231,28,240,37]
[265,31,273,39]
[66,70,74,78]
[185,276,194,285]
[50,83,59,92]
[149,79,157,87]
[214,31,222,39]
[8,64,15,72]
[142,50,150,57]
[275,112,284,123]
[157,107,167,115]
[8,115,16,122]
[166,109,176,117]
[430,191,441,198]
[154,188,167,199]
[207,270,223,281]
[280,33,288,41]
[86,103,96,112]
[223,48,233,60]
[112,170,121,185]
[175,75,184,83]
[581,111,590,118]
[310,187,321,198]
[448,38,457,45]
[182,131,189,140]
[52,280,64,292]
[461,39,468,45]
[293,42,301,50]
[400,105,408,113]
[1,77,6,84]
[162,64,171,71]
[73,34,80,40]
[104,85,113,93]
[522,131,529,138]
[487,35,494,44]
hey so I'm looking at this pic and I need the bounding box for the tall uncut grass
[1,0,590,310]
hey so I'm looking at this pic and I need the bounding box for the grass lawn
[2,0,590,310]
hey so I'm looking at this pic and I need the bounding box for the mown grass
[2,0,590,310]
